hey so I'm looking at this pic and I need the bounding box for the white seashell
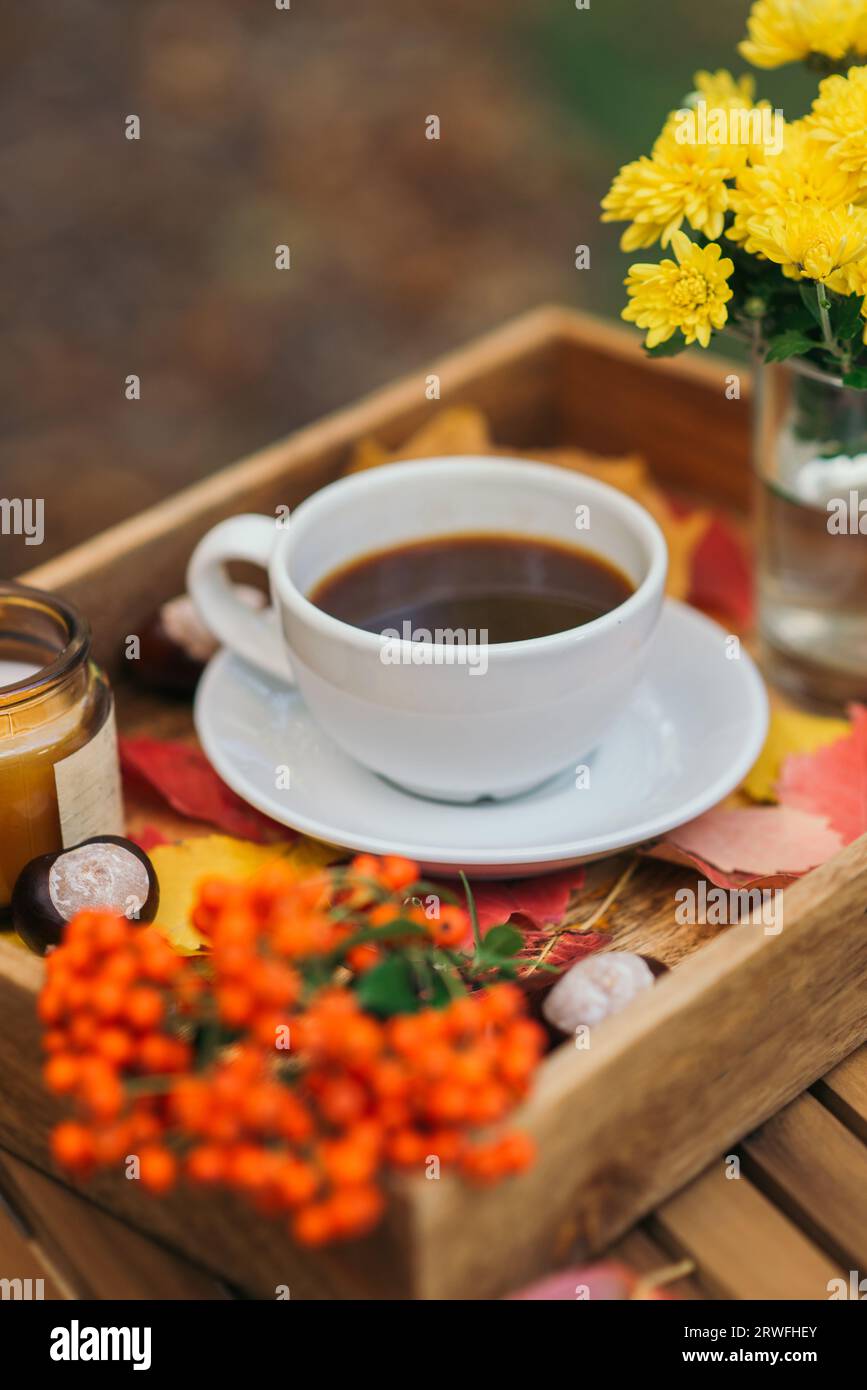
[542,951,655,1033]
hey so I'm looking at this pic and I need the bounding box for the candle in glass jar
[0,661,42,687]
[0,586,123,913]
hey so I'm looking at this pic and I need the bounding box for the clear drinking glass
[754,360,867,710]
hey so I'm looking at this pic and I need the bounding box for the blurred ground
[1,0,812,574]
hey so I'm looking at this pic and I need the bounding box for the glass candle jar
[0,583,124,912]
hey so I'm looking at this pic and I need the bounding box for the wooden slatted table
[2,1044,863,1301]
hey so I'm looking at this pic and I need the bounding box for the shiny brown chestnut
[12,834,159,956]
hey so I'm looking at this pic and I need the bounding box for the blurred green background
[0,0,817,573]
[523,0,814,312]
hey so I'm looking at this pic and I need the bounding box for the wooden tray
[1,306,865,1300]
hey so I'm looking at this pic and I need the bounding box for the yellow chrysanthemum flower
[729,119,865,249]
[691,69,757,110]
[622,231,734,349]
[740,0,867,70]
[602,71,763,251]
[602,126,737,251]
[806,66,867,187]
[686,69,780,164]
[745,202,867,283]
[601,146,730,251]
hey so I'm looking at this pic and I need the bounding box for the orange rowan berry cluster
[345,854,471,949]
[41,854,543,1248]
[41,910,194,1190]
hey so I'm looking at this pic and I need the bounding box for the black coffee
[308,533,634,644]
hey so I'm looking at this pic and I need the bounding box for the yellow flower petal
[670,229,691,263]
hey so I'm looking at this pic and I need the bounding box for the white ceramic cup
[187,456,667,802]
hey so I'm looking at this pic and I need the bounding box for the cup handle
[187,514,295,683]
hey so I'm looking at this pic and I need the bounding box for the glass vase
[754,359,867,710]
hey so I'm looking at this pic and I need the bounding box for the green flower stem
[815,281,838,362]
[813,281,854,374]
[816,282,839,347]
[459,870,483,956]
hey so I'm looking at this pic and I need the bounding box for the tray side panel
[553,313,753,510]
[410,831,867,1298]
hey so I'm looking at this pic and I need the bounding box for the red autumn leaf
[131,825,170,853]
[688,514,753,628]
[471,867,586,932]
[120,738,291,845]
[517,928,606,993]
[777,704,867,845]
[647,805,843,888]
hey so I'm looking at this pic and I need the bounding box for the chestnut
[12,834,159,956]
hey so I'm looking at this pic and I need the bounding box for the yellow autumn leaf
[150,834,339,954]
[743,709,851,803]
[346,407,493,473]
[638,488,710,602]
[526,448,649,500]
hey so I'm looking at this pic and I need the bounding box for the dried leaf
[647,805,843,887]
[688,514,753,628]
[629,487,710,603]
[516,448,649,499]
[120,738,289,843]
[777,704,867,844]
[471,867,586,933]
[150,834,337,954]
[346,407,493,472]
[131,825,170,853]
[517,928,606,991]
[744,709,851,803]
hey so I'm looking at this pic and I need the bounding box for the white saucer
[194,600,768,878]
